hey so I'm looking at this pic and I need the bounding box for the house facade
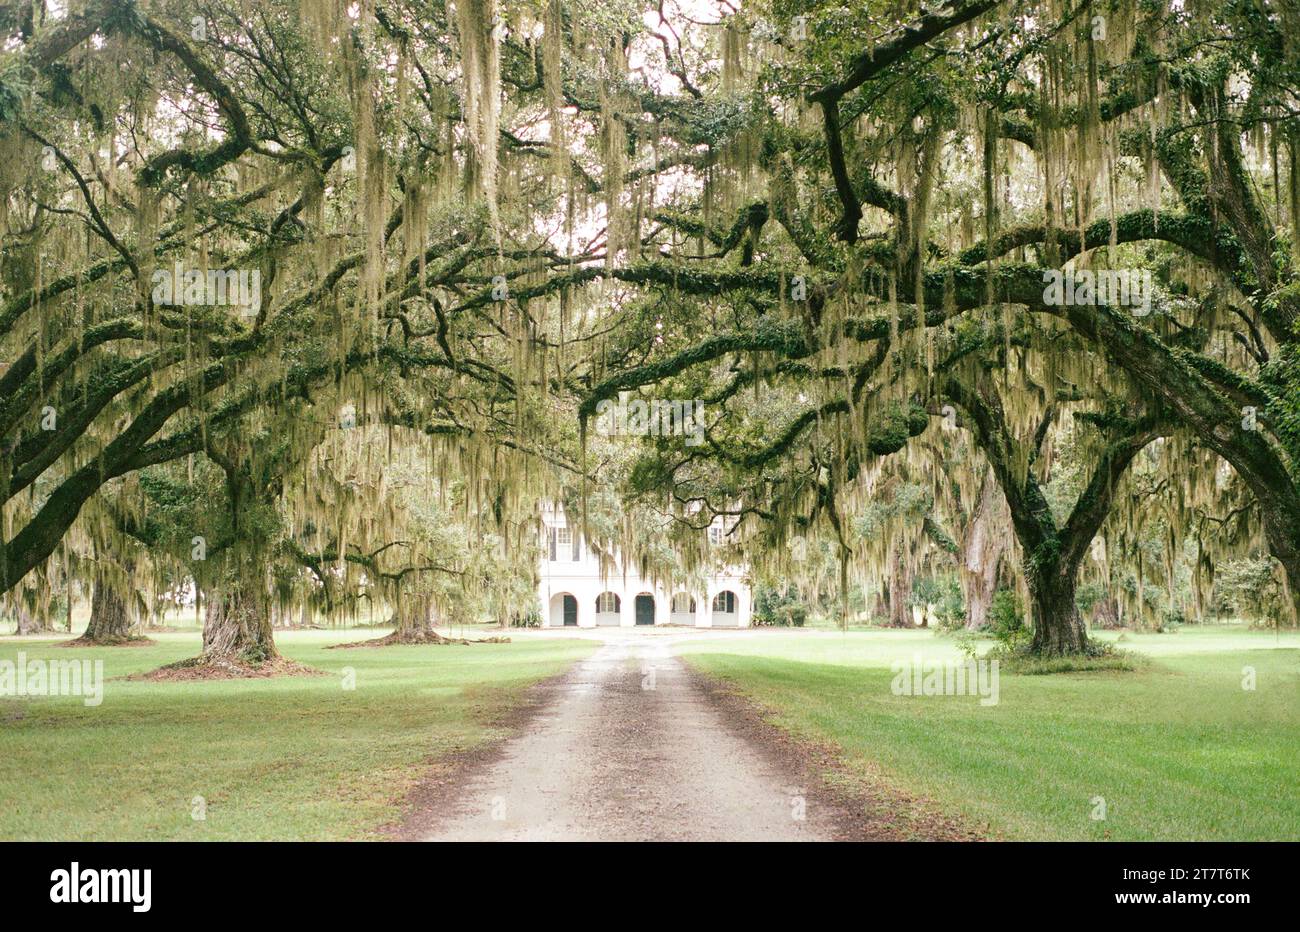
[537,504,752,628]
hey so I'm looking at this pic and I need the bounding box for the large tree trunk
[382,600,480,643]
[1089,594,1121,629]
[1026,562,1088,655]
[12,588,55,634]
[13,604,48,635]
[82,579,136,643]
[331,598,480,646]
[961,469,1007,630]
[391,601,437,641]
[887,544,913,627]
[871,586,888,621]
[201,583,277,665]
[963,557,1000,630]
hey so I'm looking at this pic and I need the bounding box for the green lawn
[0,630,594,840]
[679,626,1300,840]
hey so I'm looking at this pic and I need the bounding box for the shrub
[988,588,1028,650]
[1157,607,1185,633]
[951,628,980,660]
[512,608,541,628]
[753,584,809,627]
[910,575,965,629]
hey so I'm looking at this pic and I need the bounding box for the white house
[537,503,752,628]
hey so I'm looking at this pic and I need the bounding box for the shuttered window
[548,525,578,561]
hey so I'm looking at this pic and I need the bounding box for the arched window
[711,591,736,613]
[671,592,695,614]
[595,592,620,614]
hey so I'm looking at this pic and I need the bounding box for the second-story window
[548,525,579,561]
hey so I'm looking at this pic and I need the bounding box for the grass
[0,628,595,840]
[678,625,1300,841]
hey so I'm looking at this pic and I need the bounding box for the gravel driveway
[422,632,843,841]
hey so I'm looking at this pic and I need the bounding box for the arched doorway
[634,593,655,626]
[548,592,578,627]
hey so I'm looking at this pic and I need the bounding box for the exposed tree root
[132,654,326,681]
[60,634,154,647]
[327,629,512,649]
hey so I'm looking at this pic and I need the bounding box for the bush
[1157,607,1185,633]
[910,575,965,629]
[753,584,808,627]
[512,608,542,628]
[988,588,1028,650]
[951,628,980,660]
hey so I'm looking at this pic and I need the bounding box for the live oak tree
[569,0,1300,654]
[1,0,600,661]
[4,0,1299,661]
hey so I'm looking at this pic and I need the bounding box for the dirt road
[421,634,843,841]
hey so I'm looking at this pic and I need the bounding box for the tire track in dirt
[412,632,975,841]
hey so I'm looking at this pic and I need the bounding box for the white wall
[536,507,750,628]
